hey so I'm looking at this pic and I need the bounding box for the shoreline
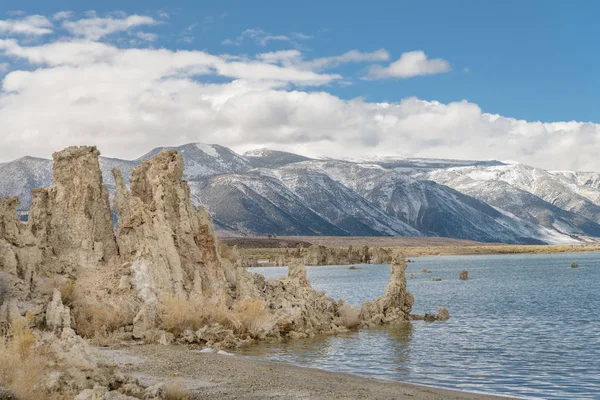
[246,245,600,268]
[100,344,519,400]
[238,243,600,267]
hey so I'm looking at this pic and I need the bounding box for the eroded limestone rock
[112,151,227,304]
[359,252,413,326]
[436,306,450,321]
[47,146,118,266]
[46,289,71,331]
[459,270,469,280]
[0,145,441,355]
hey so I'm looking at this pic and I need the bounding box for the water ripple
[241,253,600,399]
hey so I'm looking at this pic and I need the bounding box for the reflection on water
[239,252,600,399]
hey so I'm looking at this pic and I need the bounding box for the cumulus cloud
[61,14,157,40]
[365,50,450,79]
[52,11,73,21]
[0,15,53,36]
[0,12,598,171]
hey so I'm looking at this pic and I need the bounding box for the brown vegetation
[0,317,60,400]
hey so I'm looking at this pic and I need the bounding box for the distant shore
[102,344,515,400]
[222,235,600,265]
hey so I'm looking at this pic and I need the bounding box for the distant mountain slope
[139,143,251,179]
[244,149,312,169]
[1,143,600,244]
[0,156,52,212]
[427,164,600,237]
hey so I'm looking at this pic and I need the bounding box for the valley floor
[98,344,513,400]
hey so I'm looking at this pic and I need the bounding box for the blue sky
[0,1,598,170]
[5,0,593,122]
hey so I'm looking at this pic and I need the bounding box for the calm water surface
[241,253,600,399]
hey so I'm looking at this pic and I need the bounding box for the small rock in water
[436,306,450,321]
[421,269,432,273]
[409,273,416,279]
[459,270,469,280]
[431,277,442,281]
[571,262,579,268]
[348,266,358,270]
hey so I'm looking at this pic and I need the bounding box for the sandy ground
[98,344,516,400]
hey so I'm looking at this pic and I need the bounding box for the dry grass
[58,279,76,307]
[0,315,55,400]
[159,294,210,336]
[159,294,274,339]
[73,299,136,345]
[337,303,361,329]
[159,294,239,336]
[232,298,274,339]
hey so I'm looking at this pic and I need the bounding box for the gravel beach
[99,344,516,400]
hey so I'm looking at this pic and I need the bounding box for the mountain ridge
[1,142,599,245]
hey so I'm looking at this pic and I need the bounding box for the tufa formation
[0,146,449,397]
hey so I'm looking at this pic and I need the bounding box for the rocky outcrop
[248,245,394,268]
[43,146,118,267]
[260,258,346,338]
[1,146,122,329]
[46,289,71,331]
[113,151,227,304]
[436,306,450,320]
[1,144,446,354]
[359,253,414,326]
[459,270,469,280]
[0,197,42,300]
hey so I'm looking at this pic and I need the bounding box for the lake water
[241,252,600,399]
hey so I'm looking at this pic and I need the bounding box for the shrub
[0,316,50,400]
[74,299,136,344]
[159,294,209,336]
[158,294,276,339]
[232,298,274,339]
[58,280,76,307]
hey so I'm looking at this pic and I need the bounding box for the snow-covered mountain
[1,143,600,244]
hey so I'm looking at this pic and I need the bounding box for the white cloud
[223,28,301,46]
[0,15,53,36]
[0,13,598,172]
[303,49,389,71]
[256,50,302,65]
[366,50,450,79]
[0,40,339,86]
[256,49,389,71]
[52,11,73,21]
[134,31,158,42]
[0,62,8,73]
[62,14,157,40]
